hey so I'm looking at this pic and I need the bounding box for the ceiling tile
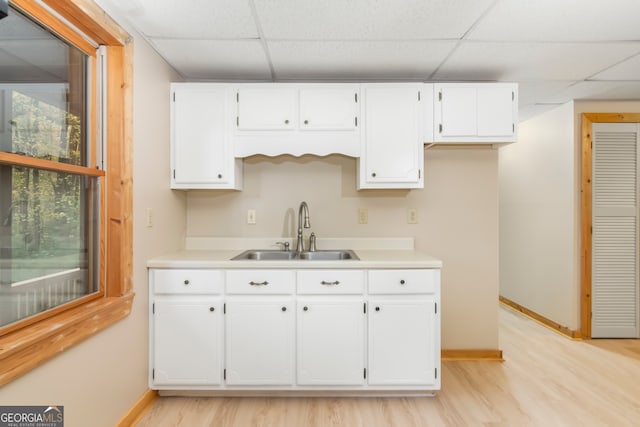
[518,104,564,123]
[433,42,640,81]
[468,0,640,41]
[268,40,457,80]
[542,81,640,104]
[113,0,258,39]
[151,39,272,80]
[517,81,578,106]
[591,53,640,80]
[254,0,495,40]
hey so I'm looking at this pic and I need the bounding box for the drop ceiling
[25,1,640,121]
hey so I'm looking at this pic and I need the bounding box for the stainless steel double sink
[231,249,359,261]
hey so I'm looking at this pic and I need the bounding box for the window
[0,7,100,328]
[0,0,132,385]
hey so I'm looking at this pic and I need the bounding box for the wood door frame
[580,113,640,338]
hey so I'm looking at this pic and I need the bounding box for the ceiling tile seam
[426,0,500,80]
[248,0,276,81]
[583,50,640,81]
[426,40,464,81]
[457,39,640,45]
[147,36,263,41]
[458,0,501,41]
[262,38,461,43]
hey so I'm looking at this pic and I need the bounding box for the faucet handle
[275,241,290,251]
[309,232,317,252]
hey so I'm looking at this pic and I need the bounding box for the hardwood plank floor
[135,307,640,426]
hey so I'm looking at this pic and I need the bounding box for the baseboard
[114,389,157,427]
[441,349,504,361]
[499,295,582,340]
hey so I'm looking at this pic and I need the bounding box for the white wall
[0,3,186,426]
[500,100,640,332]
[499,102,578,329]
[188,147,500,349]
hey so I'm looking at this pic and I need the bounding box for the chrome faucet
[296,201,311,254]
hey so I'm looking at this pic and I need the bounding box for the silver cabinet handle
[249,281,269,286]
[321,280,340,286]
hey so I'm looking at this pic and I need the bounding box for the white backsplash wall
[187,148,499,350]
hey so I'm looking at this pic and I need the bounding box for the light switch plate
[247,209,256,224]
[407,208,418,224]
[358,208,368,224]
[146,208,153,228]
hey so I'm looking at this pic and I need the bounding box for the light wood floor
[135,307,640,426]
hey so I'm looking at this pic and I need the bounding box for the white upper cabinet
[299,87,359,131]
[434,83,518,144]
[170,83,242,190]
[236,87,296,130]
[169,81,515,190]
[358,83,427,189]
[233,83,360,157]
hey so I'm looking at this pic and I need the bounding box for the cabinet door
[152,297,223,386]
[435,83,517,143]
[297,299,365,385]
[171,85,236,188]
[299,86,358,131]
[225,298,295,385]
[477,85,515,137]
[437,86,477,137]
[359,84,424,189]
[236,88,296,130]
[368,298,439,386]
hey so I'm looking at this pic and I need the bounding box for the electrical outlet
[146,208,153,228]
[247,209,256,224]
[407,208,418,224]
[358,208,368,224]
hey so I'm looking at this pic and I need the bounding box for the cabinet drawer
[297,270,365,294]
[152,269,223,294]
[368,269,438,294]
[226,270,295,294]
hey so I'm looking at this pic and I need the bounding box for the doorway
[581,113,640,338]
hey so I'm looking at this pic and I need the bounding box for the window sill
[0,292,134,386]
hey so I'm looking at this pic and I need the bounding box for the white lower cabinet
[225,298,295,385]
[368,298,438,386]
[367,269,441,388]
[149,269,224,387]
[152,297,223,386]
[149,267,440,392]
[297,298,365,385]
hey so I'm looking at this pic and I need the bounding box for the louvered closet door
[592,123,639,338]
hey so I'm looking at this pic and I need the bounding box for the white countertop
[147,237,442,269]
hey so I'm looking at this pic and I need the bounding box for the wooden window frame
[0,0,133,385]
[580,113,640,338]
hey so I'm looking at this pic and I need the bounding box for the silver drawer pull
[321,280,340,286]
[249,281,269,286]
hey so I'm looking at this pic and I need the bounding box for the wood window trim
[0,0,133,386]
[580,113,640,339]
